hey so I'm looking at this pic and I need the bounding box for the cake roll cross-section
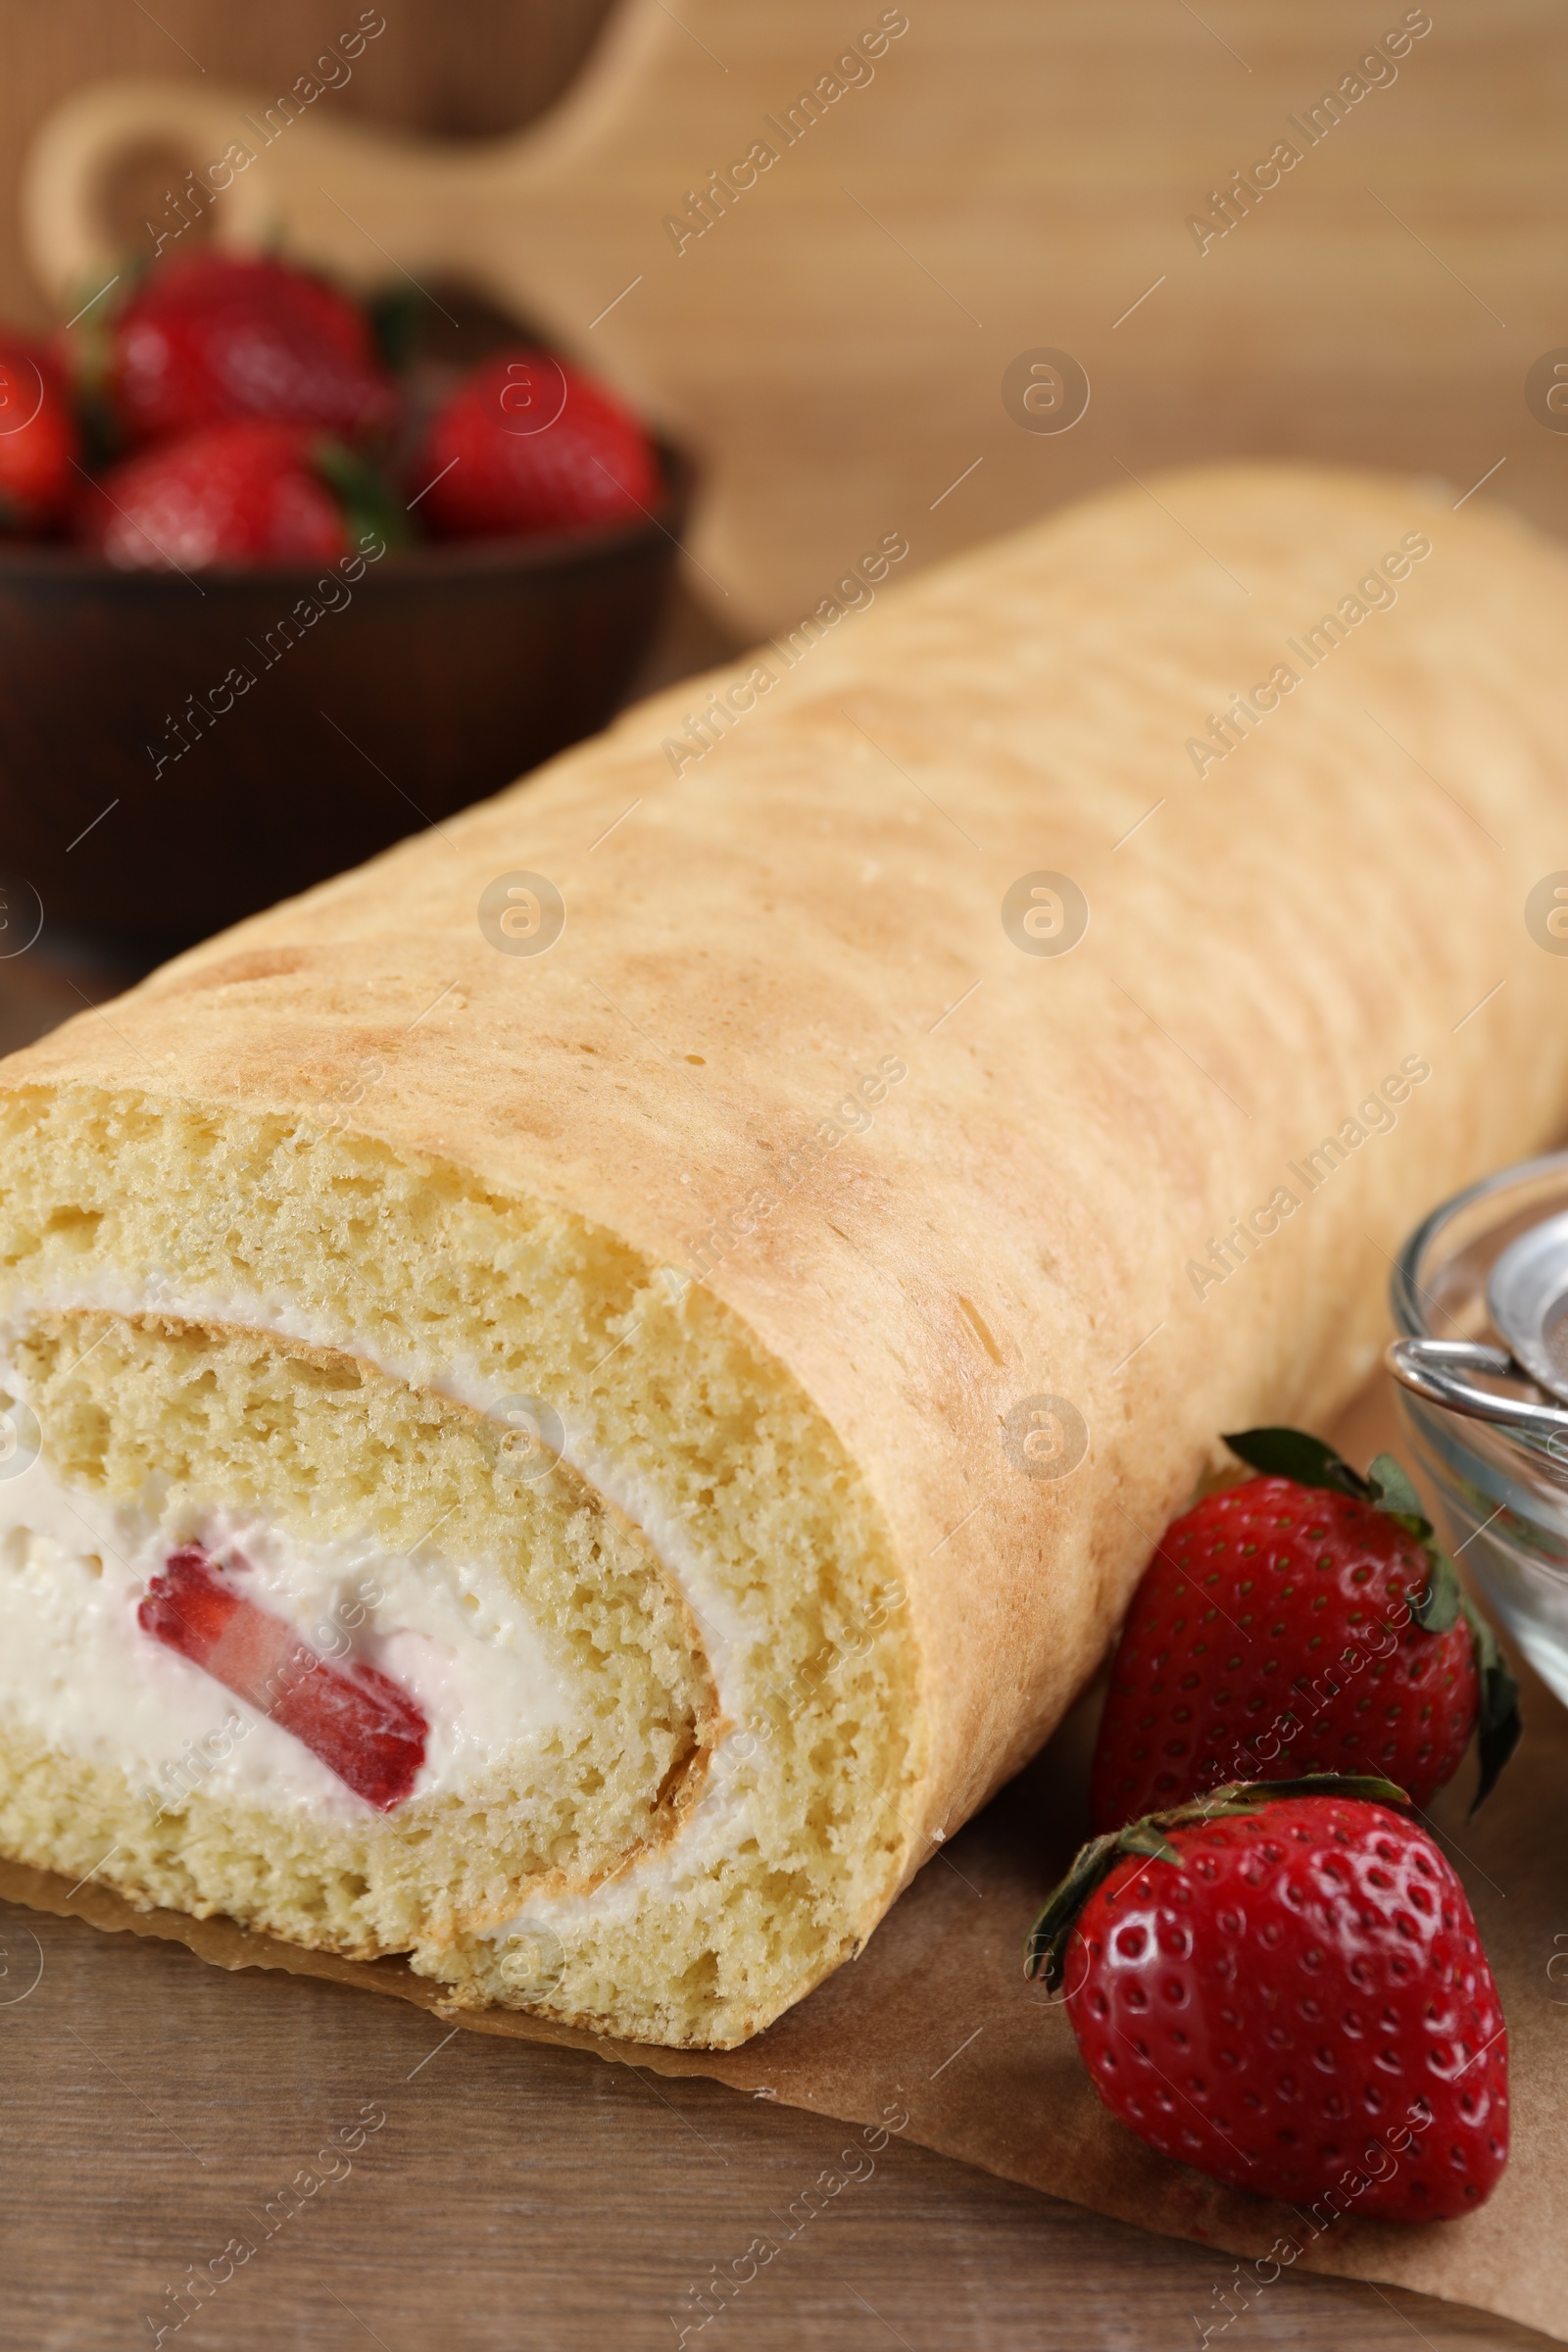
[0,1112,907,2044]
[3,465,1568,2047]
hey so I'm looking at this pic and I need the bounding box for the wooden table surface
[0,1884,1551,2352]
[0,593,1552,2352]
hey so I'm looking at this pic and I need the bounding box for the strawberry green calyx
[1223,1426,1522,1812]
[311,436,414,552]
[1023,1772,1410,1990]
[1465,1599,1523,1809]
[368,284,428,375]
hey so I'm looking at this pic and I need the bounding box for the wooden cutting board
[22,0,1568,635]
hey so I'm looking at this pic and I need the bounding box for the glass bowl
[1390,1150,1568,1711]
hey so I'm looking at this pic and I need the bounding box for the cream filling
[0,1283,762,1933]
[0,1451,576,1817]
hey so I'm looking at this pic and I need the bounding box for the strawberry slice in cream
[139,1544,428,1809]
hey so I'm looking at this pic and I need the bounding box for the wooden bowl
[0,446,691,950]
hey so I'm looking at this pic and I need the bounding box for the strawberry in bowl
[409,348,660,539]
[0,247,685,940]
[75,418,406,571]
[70,249,397,446]
[0,334,78,534]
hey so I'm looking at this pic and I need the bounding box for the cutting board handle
[23,76,498,312]
[19,7,1555,642]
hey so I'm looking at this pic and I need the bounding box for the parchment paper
[5,1375,1565,2340]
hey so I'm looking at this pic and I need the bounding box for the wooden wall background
[0,0,618,328]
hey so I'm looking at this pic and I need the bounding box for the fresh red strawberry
[1028,1779,1508,2220]
[0,335,78,533]
[82,252,394,447]
[1090,1430,1519,1831]
[138,1543,426,1809]
[411,347,658,539]
[74,418,405,570]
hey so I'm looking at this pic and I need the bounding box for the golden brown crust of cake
[8,463,1568,1970]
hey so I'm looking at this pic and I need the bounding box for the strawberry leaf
[1461,1595,1523,1810]
[1407,1541,1462,1634]
[1365,1451,1429,1533]
[368,284,427,375]
[1023,1829,1128,1985]
[1223,1426,1373,1500]
[312,436,415,552]
[1117,1821,1181,1863]
[1024,1773,1410,1988]
[1360,1449,1466,1630]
